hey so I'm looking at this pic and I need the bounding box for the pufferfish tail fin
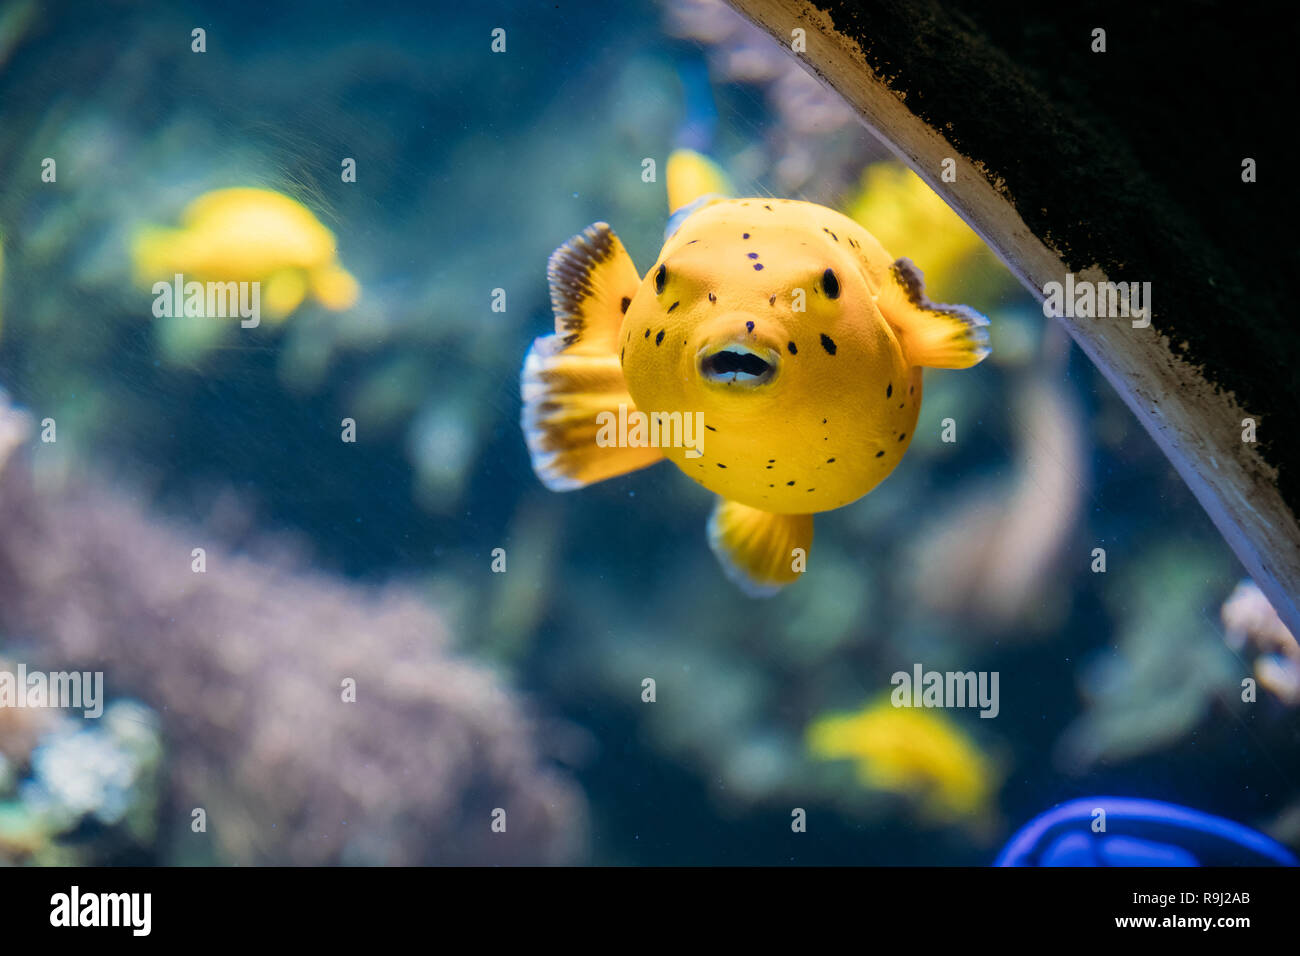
[521,223,662,491]
[878,258,991,370]
[707,499,813,597]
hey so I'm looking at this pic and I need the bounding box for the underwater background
[0,0,1296,865]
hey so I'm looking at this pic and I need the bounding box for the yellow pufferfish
[522,151,990,595]
[131,187,359,321]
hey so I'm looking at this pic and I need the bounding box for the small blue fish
[995,797,1298,867]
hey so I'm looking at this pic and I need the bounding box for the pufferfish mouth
[697,342,779,386]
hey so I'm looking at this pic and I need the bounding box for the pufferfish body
[522,151,990,595]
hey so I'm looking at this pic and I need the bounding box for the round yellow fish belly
[619,195,925,516]
[656,365,923,515]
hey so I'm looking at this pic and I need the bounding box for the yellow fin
[263,269,308,320]
[520,341,662,491]
[310,263,360,310]
[707,499,813,597]
[667,149,732,214]
[878,258,991,369]
[547,222,641,355]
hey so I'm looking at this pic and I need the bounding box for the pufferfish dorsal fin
[877,257,991,370]
[707,499,814,597]
[547,222,641,355]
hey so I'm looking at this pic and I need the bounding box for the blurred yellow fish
[521,150,989,595]
[807,695,999,827]
[843,162,1012,304]
[130,187,359,322]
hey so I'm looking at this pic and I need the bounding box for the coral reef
[664,0,880,197]
[1222,581,1300,706]
[1054,548,1240,771]
[0,696,163,865]
[0,394,587,865]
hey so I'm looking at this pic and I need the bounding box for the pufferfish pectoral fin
[707,499,814,597]
[521,222,662,491]
[878,258,991,370]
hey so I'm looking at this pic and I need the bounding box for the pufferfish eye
[822,268,840,299]
[655,264,666,294]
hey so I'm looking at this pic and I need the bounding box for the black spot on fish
[705,425,717,432]
[764,204,773,211]
[768,459,775,463]
[876,450,885,458]
[899,433,907,441]
[655,330,665,346]
[655,264,666,294]
[708,291,717,303]
[886,383,893,398]
[620,347,624,361]
[769,484,774,488]
[620,296,631,313]
[765,465,773,469]
[807,488,815,492]
[743,232,750,239]
[668,301,679,313]
[769,295,776,306]
[747,252,758,259]
[823,269,840,299]
[820,333,837,355]
[786,480,795,486]
[746,321,754,333]
[754,263,764,271]
[717,463,727,468]
[787,341,797,354]
[910,385,915,394]
[827,457,835,463]
[686,239,699,245]
[899,403,904,409]
[821,419,826,425]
